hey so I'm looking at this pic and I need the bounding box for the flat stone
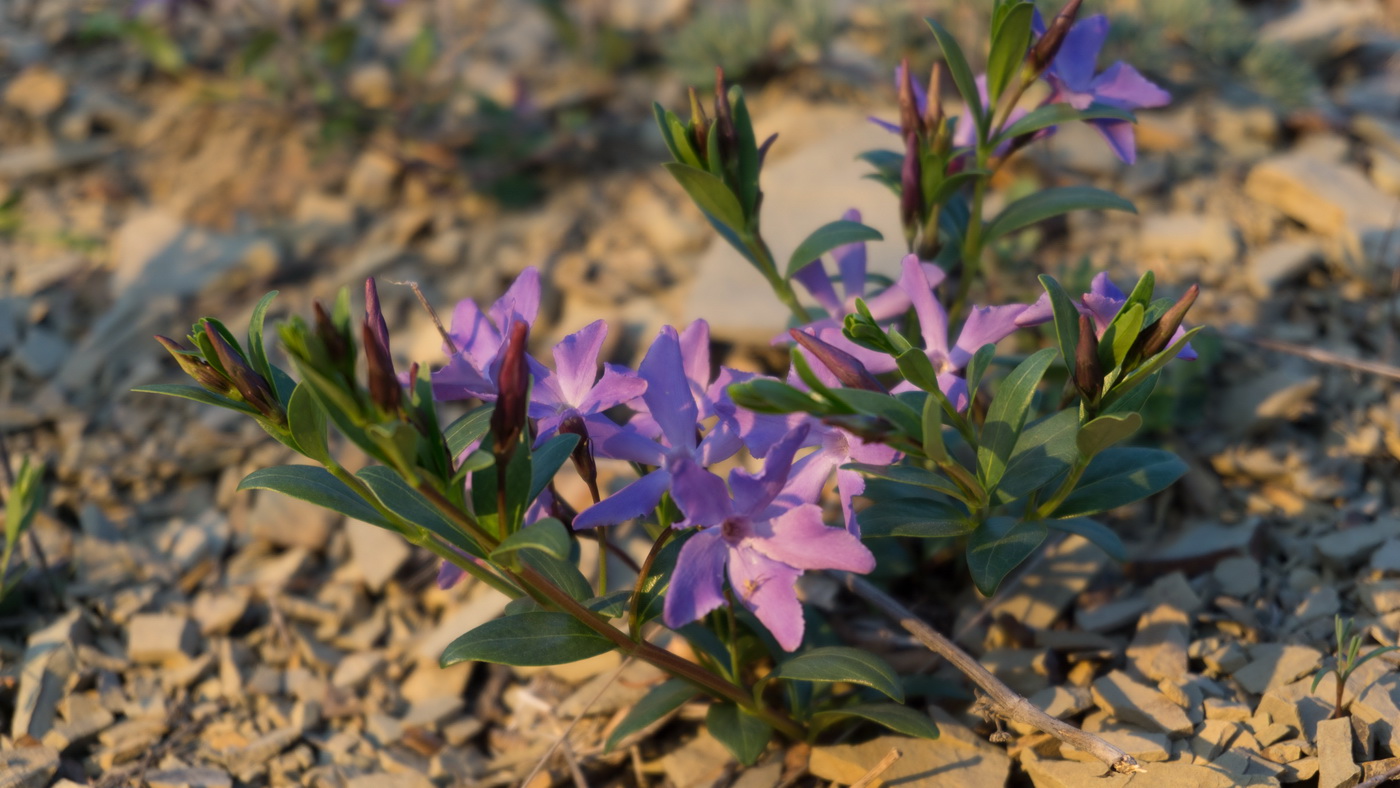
[810,726,1010,788]
[331,651,385,690]
[145,767,233,788]
[1149,521,1260,569]
[128,614,200,664]
[1091,670,1194,737]
[1140,213,1237,265]
[1214,555,1263,598]
[1245,240,1321,298]
[1024,755,1278,787]
[661,728,733,788]
[991,536,1106,631]
[1063,725,1170,763]
[248,486,339,551]
[1351,678,1400,757]
[15,327,69,379]
[1357,580,1400,615]
[1316,518,1400,570]
[1205,643,1251,676]
[1256,677,1334,742]
[191,589,249,635]
[1193,719,1242,760]
[0,744,59,788]
[4,65,67,118]
[1205,696,1253,721]
[1361,757,1400,783]
[1371,539,1400,574]
[1233,644,1325,695]
[1318,716,1361,788]
[1127,604,1191,683]
[346,518,411,592]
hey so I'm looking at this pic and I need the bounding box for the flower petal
[950,303,1029,368]
[792,261,844,318]
[638,326,701,451]
[728,546,806,651]
[1090,62,1172,110]
[431,354,496,401]
[1054,15,1110,90]
[1015,292,1055,327]
[488,267,541,339]
[448,298,500,368]
[729,424,810,516]
[552,320,607,407]
[585,415,665,464]
[834,208,869,300]
[579,363,647,414]
[899,255,950,358]
[668,456,732,527]
[573,469,671,529]
[678,320,713,407]
[1089,118,1139,164]
[750,503,876,574]
[662,530,730,630]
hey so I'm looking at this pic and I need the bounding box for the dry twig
[518,657,633,787]
[850,747,902,788]
[836,572,1142,775]
[1360,761,1400,788]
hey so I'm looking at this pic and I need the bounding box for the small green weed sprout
[1,456,45,603]
[1312,615,1399,719]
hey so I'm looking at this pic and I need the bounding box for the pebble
[4,65,67,118]
[1213,555,1263,598]
[1316,517,1400,570]
[127,614,200,664]
[1245,240,1320,298]
[346,518,411,592]
[145,767,234,788]
[1357,579,1400,615]
[15,326,70,379]
[1139,213,1237,265]
[1063,724,1171,763]
[0,744,59,788]
[247,488,339,552]
[1192,719,1242,760]
[1204,696,1252,721]
[1127,604,1191,683]
[1317,716,1361,788]
[1090,670,1195,737]
[1233,644,1325,695]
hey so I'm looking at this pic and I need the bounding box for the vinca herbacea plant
[139,0,1200,772]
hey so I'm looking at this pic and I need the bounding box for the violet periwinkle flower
[892,256,1029,410]
[527,319,648,460]
[432,267,542,402]
[573,325,741,530]
[1016,273,1197,360]
[663,426,876,651]
[784,421,899,537]
[1034,13,1171,163]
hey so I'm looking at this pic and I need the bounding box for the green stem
[1033,456,1090,520]
[628,526,675,639]
[745,233,812,325]
[950,171,989,328]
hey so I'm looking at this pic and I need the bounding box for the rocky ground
[3,0,1400,786]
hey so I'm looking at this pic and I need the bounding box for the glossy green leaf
[1102,326,1204,408]
[827,389,921,439]
[634,531,690,627]
[445,405,494,457]
[490,517,570,562]
[355,466,483,556]
[812,703,940,739]
[287,382,330,463]
[996,409,1080,501]
[785,220,884,278]
[731,87,761,217]
[857,497,974,538]
[984,187,1136,244]
[1043,517,1126,561]
[925,17,984,140]
[604,680,697,753]
[727,378,824,415]
[440,612,614,667]
[921,392,947,463]
[705,703,772,766]
[1101,303,1145,372]
[132,383,259,415]
[1037,275,1081,379]
[986,2,1034,102]
[520,550,593,602]
[530,433,580,504]
[978,348,1056,491]
[238,465,393,530]
[247,290,279,399]
[844,462,967,503]
[663,162,746,233]
[997,103,1136,142]
[1076,412,1142,458]
[770,647,904,702]
[925,170,985,211]
[1052,448,1187,518]
[963,343,998,405]
[966,517,1048,596]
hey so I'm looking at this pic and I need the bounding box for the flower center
[720,517,750,543]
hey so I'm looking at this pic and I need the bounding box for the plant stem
[745,233,812,325]
[950,172,989,328]
[836,572,1141,775]
[1032,456,1090,519]
[628,527,674,639]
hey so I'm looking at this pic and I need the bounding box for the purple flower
[892,256,1029,409]
[1016,273,1196,360]
[784,422,899,536]
[1034,13,1171,163]
[527,319,648,459]
[663,426,876,651]
[432,268,542,402]
[572,326,739,529]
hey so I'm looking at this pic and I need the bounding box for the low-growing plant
[141,0,1199,773]
[1,454,45,604]
[1312,615,1399,720]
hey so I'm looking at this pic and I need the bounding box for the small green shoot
[1311,615,1399,719]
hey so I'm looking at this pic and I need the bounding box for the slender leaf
[997,103,1136,142]
[784,220,884,278]
[925,17,984,140]
[827,389,921,439]
[844,463,967,503]
[1043,517,1126,561]
[986,2,1034,102]
[247,290,279,398]
[966,517,1048,596]
[1052,448,1187,518]
[812,704,940,739]
[731,87,761,217]
[287,383,331,463]
[530,433,580,504]
[857,497,974,539]
[1076,412,1142,458]
[921,392,947,462]
[997,409,1079,501]
[1102,326,1204,409]
[727,378,824,415]
[238,465,393,529]
[440,612,614,667]
[445,405,493,456]
[1038,275,1081,378]
[356,466,482,556]
[963,343,998,405]
[604,680,697,752]
[490,518,570,562]
[520,551,593,602]
[984,187,1136,244]
[663,163,746,234]
[770,647,904,702]
[978,348,1056,491]
[705,703,772,766]
[132,383,259,415]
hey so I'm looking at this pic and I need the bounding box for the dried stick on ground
[836,572,1142,776]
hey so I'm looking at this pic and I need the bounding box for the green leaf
[247,290,279,399]
[439,612,614,667]
[921,392,947,462]
[1102,326,1204,409]
[604,680,697,753]
[978,348,1056,492]
[770,647,905,702]
[963,343,998,405]
[925,170,985,211]
[966,517,1048,596]
[520,551,594,602]
[997,409,1080,501]
[445,405,493,457]
[997,103,1137,142]
[238,465,393,529]
[844,463,968,503]
[1038,275,1081,378]
[857,497,974,539]
[784,220,884,278]
[356,466,482,556]
[1044,517,1126,561]
[654,103,696,167]
[530,433,580,505]
[490,517,570,562]
[3,459,42,547]
[634,531,690,627]
[1101,303,1145,372]
[986,2,1034,103]
[705,703,772,766]
[812,704,940,740]
[1076,412,1143,458]
[727,378,824,415]
[827,389,921,439]
[132,383,259,415]
[731,87,761,217]
[925,18,984,140]
[287,383,331,463]
[984,187,1136,244]
[1052,448,1188,518]
[663,163,746,234]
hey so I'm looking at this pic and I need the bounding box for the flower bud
[156,334,231,395]
[898,58,924,139]
[687,86,710,160]
[362,317,401,413]
[205,324,282,421]
[790,329,887,393]
[1074,314,1103,402]
[557,412,600,503]
[1029,0,1083,75]
[1135,283,1199,360]
[365,278,391,358]
[899,133,924,250]
[491,319,531,462]
[313,300,350,368]
[924,62,945,135]
[713,67,737,165]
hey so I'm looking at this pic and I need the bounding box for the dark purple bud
[557,412,600,504]
[688,86,711,158]
[756,132,779,169]
[1029,0,1083,75]
[313,301,350,367]
[1074,314,1103,402]
[790,330,887,393]
[899,133,924,249]
[365,278,391,359]
[362,318,401,413]
[898,58,924,139]
[491,319,531,461]
[156,334,231,394]
[205,325,282,421]
[713,67,737,163]
[924,62,945,134]
[1136,284,1199,360]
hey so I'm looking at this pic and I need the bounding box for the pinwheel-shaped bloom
[784,421,898,536]
[527,319,648,458]
[893,256,1029,410]
[573,325,741,529]
[1035,13,1171,163]
[664,426,876,651]
[1016,273,1197,360]
[432,268,541,402]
